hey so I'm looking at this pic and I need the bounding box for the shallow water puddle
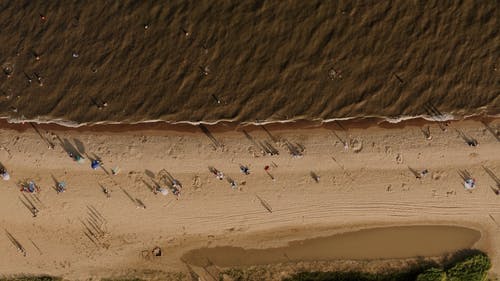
[182,225,480,267]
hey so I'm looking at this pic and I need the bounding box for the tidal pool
[182,225,481,267]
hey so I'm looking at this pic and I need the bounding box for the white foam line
[1,112,498,129]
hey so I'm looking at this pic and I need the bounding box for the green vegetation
[279,252,491,281]
[100,279,144,281]
[0,276,61,281]
[446,253,491,281]
[416,268,446,281]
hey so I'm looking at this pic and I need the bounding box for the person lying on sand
[210,168,224,180]
[20,181,40,193]
[240,165,250,175]
[0,167,9,181]
[91,159,101,170]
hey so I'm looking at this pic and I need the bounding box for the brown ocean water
[0,1,498,125]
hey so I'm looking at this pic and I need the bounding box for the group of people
[209,165,252,190]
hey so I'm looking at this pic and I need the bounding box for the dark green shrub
[446,253,491,281]
[0,277,61,281]
[416,268,446,281]
[282,252,491,281]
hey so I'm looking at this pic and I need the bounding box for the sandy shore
[0,119,498,280]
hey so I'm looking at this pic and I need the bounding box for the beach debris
[446,190,456,196]
[5,230,26,256]
[239,164,250,175]
[395,153,403,164]
[152,246,162,256]
[191,175,202,190]
[39,14,46,22]
[72,52,79,58]
[144,24,149,30]
[256,195,272,213]
[264,165,275,181]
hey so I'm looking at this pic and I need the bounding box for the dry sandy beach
[0,119,499,280]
